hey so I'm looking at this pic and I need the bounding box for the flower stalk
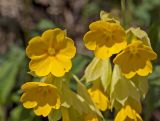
[121,0,127,28]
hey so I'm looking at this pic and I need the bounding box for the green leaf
[9,105,40,121]
[101,59,112,91]
[85,57,112,91]
[132,76,148,98]
[9,106,22,121]
[148,66,160,86]
[100,10,120,23]
[61,107,83,121]
[61,82,89,114]
[48,109,61,121]
[0,106,5,121]
[126,27,151,46]
[85,57,103,82]
[83,2,100,19]
[0,45,25,104]
[71,54,90,75]
[110,65,142,113]
[73,75,93,104]
[73,75,104,119]
[37,19,55,30]
[143,84,160,121]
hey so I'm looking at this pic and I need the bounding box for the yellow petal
[52,98,61,109]
[95,45,112,59]
[114,109,126,121]
[26,36,48,59]
[21,82,39,91]
[29,56,52,76]
[34,104,52,117]
[41,28,62,45]
[88,88,109,111]
[140,46,157,60]
[124,71,136,79]
[20,88,42,105]
[57,37,76,59]
[114,105,143,121]
[83,31,103,50]
[136,114,143,121]
[89,20,109,30]
[98,41,127,60]
[30,54,72,77]
[114,52,146,75]
[113,51,128,65]
[137,61,152,76]
[50,57,72,77]
[110,41,127,54]
[43,85,61,108]
[23,101,37,109]
[125,105,137,119]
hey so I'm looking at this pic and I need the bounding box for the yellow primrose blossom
[114,40,157,78]
[83,20,126,59]
[114,105,143,121]
[26,28,76,77]
[88,80,110,111]
[20,82,60,117]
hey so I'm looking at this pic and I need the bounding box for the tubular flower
[26,28,76,77]
[114,105,143,121]
[113,40,157,78]
[88,81,110,111]
[20,82,60,117]
[83,20,126,59]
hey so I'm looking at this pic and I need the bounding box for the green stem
[0,105,5,121]
[121,0,127,28]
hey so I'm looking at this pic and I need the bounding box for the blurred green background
[0,0,160,121]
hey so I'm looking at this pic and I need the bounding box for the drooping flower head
[26,28,76,77]
[114,105,143,121]
[83,19,126,59]
[113,40,157,78]
[20,82,60,117]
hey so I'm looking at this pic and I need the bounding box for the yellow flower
[114,40,157,78]
[26,28,76,77]
[20,82,60,117]
[114,105,143,121]
[88,80,110,111]
[83,20,126,59]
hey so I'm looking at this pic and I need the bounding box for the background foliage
[0,0,159,121]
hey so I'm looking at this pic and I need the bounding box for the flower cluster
[83,11,157,121]
[20,28,76,117]
[20,11,157,121]
[20,28,102,120]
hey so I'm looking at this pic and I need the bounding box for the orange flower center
[48,48,56,56]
